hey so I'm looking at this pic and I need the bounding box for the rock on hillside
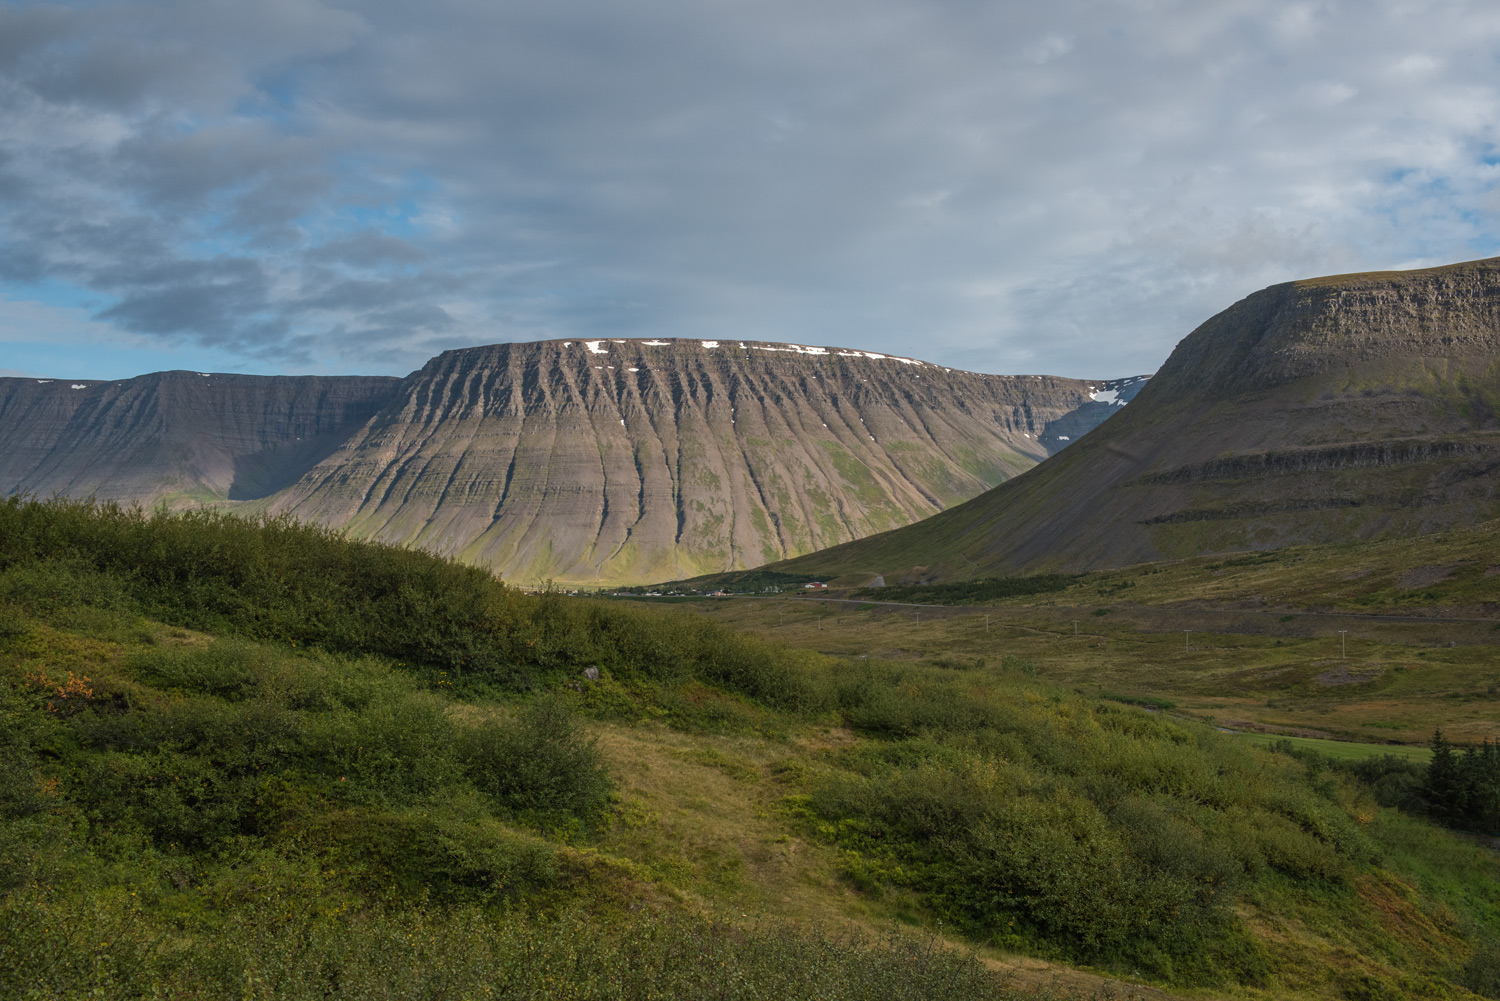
[758,258,1500,584]
[264,339,1141,584]
[0,371,400,506]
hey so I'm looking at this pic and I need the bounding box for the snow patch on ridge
[584,340,607,355]
[1088,375,1152,407]
[751,344,830,356]
[834,349,925,366]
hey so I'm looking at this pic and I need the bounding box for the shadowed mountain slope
[756,258,1500,585]
[0,371,400,505]
[263,339,1143,584]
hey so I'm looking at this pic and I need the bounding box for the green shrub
[0,498,839,709]
[292,807,561,902]
[303,693,464,806]
[0,556,138,615]
[461,695,612,826]
[5,629,614,863]
[999,654,1038,676]
[125,639,265,699]
[0,606,29,640]
[799,685,1381,982]
[1462,940,1500,998]
[0,900,1016,1001]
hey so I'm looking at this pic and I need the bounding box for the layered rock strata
[763,258,1500,583]
[0,371,399,506]
[264,339,1139,583]
[1,340,1142,584]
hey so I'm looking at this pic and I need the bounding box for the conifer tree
[1425,729,1461,822]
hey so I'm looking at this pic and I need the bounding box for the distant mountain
[754,258,1500,585]
[0,371,398,505]
[0,340,1143,584]
[262,340,1145,584]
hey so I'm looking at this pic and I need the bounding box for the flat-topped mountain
[0,371,399,505]
[265,339,1143,583]
[757,258,1500,585]
[0,340,1143,584]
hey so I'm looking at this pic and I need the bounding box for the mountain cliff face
[261,339,1140,584]
[0,372,400,505]
[0,340,1139,584]
[762,258,1500,584]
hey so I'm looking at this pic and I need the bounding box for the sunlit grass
[4,497,1499,1000]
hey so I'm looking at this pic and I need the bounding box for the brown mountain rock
[261,339,1138,584]
[0,371,399,506]
[761,258,1500,584]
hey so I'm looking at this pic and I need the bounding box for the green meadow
[3,498,1499,999]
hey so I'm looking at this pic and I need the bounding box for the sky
[4,0,1500,382]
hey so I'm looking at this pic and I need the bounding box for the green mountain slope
[758,258,1500,585]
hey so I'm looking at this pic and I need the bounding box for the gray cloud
[4,0,1500,379]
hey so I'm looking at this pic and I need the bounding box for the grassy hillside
[2,498,1498,999]
[738,259,1500,587]
[685,523,1500,745]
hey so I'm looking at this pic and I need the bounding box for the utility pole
[985,614,990,634]
[1184,630,1191,653]
[1072,620,1079,638]
[1339,630,1347,660]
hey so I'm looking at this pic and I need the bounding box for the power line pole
[1338,630,1347,660]
[1184,630,1191,653]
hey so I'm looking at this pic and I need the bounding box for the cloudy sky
[3,0,1500,381]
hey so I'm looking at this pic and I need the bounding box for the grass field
[1232,732,1433,763]
[669,586,1499,747]
[4,498,1500,1000]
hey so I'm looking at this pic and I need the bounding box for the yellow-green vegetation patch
[1234,732,1433,764]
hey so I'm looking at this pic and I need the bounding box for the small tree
[1459,740,1500,834]
[1424,729,1461,822]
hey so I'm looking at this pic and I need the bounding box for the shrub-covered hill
[1,497,1498,999]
